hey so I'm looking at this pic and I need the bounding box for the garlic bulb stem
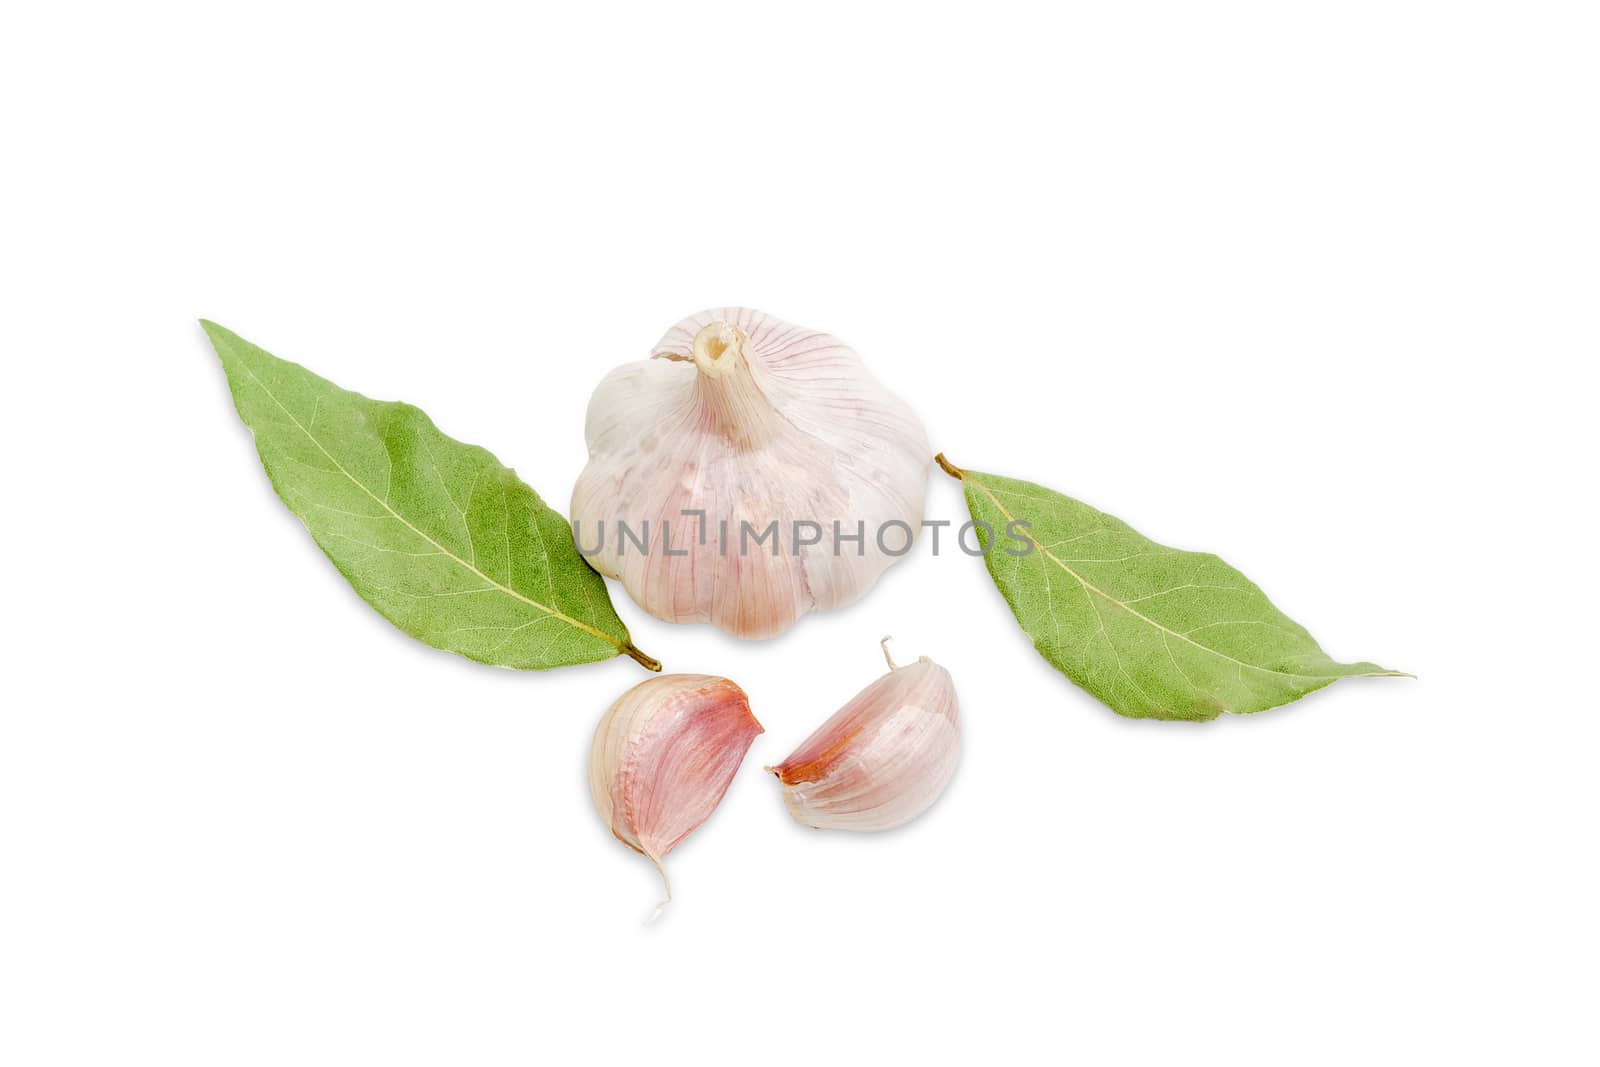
[691,321,745,379]
[881,634,899,670]
[690,321,781,449]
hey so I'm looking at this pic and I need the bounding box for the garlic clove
[589,674,763,913]
[769,638,960,832]
[570,308,931,639]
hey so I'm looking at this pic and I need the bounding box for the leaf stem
[622,642,663,672]
[934,453,965,480]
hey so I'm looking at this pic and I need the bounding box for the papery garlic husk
[589,673,763,909]
[769,640,960,831]
[570,308,931,640]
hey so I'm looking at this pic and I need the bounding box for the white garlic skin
[589,674,763,903]
[570,308,931,639]
[769,652,960,832]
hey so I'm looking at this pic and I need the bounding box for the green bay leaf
[938,455,1404,720]
[204,321,659,672]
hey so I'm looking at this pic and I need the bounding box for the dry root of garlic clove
[571,308,932,640]
[589,673,763,915]
[769,638,960,832]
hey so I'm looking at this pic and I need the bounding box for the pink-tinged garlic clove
[570,308,932,640]
[589,674,763,914]
[769,638,960,832]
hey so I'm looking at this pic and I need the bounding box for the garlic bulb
[769,638,960,831]
[589,673,763,912]
[571,308,931,639]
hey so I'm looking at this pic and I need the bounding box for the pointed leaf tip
[956,466,1405,720]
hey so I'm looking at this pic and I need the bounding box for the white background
[2,3,1595,1064]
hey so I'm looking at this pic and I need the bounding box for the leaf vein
[969,475,1386,683]
[229,356,626,655]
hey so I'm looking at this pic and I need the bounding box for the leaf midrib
[967,474,1402,683]
[232,356,626,654]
